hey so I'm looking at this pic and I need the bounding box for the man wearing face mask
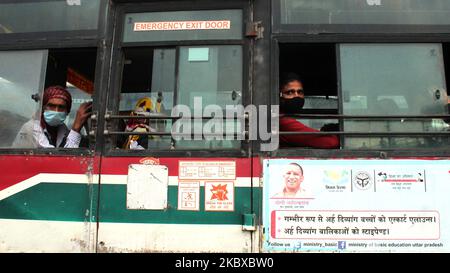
[13,85,92,148]
[279,73,339,148]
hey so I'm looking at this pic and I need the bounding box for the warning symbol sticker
[177,181,200,211]
[205,181,234,212]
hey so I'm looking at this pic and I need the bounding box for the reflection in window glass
[280,0,450,26]
[340,44,449,149]
[0,0,101,34]
[118,45,243,150]
[0,50,47,148]
[176,46,243,149]
[300,96,339,130]
[178,46,242,108]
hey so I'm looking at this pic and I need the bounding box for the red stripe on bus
[100,157,258,177]
[0,155,99,191]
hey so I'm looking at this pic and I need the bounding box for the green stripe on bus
[0,184,92,222]
[100,185,259,224]
[0,183,261,224]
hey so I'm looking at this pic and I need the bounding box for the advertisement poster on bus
[263,159,450,252]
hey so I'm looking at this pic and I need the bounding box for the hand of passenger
[72,101,93,132]
[129,140,145,150]
[320,123,339,132]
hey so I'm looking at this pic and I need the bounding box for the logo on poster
[353,171,373,190]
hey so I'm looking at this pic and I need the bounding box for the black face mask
[280,97,305,114]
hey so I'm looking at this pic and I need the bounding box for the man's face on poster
[283,164,304,192]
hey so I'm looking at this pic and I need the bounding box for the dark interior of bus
[279,44,337,96]
[121,47,155,93]
[444,43,450,98]
[45,48,97,89]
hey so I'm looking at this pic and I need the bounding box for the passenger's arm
[280,117,339,148]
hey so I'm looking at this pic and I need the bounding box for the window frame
[272,0,450,34]
[0,0,111,156]
[0,0,109,45]
[271,34,450,158]
[0,46,103,156]
[103,1,251,158]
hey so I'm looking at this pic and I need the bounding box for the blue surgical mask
[43,110,67,127]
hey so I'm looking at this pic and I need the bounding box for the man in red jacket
[279,73,339,148]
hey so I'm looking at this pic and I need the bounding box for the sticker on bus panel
[204,181,234,212]
[263,159,450,252]
[177,181,200,211]
[179,161,236,180]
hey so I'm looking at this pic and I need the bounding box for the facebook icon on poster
[338,241,346,250]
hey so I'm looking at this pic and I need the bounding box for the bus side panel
[0,155,98,252]
[96,157,257,253]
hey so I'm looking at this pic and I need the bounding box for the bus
[0,0,449,253]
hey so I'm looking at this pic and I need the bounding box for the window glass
[300,96,338,130]
[177,46,242,108]
[117,45,243,150]
[0,50,48,148]
[340,44,449,149]
[0,0,101,34]
[118,48,175,150]
[123,10,242,42]
[279,0,450,26]
[175,46,242,149]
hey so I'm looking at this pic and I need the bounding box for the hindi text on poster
[271,210,439,240]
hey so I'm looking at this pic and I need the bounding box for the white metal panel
[126,164,169,210]
[0,219,96,253]
[97,223,253,253]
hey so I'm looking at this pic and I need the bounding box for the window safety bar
[104,131,245,138]
[279,131,450,136]
[280,114,450,119]
[105,114,246,120]
[103,111,249,140]
[279,114,450,136]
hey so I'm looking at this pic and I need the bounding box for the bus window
[280,0,450,25]
[176,45,242,149]
[0,0,101,34]
[278,44,340,149]
[45,49,97,148]
[118,47,175,150]
[6,48,97,149]
[118,45,243,150]
[0,50,47,148]
[340,43,449,149]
